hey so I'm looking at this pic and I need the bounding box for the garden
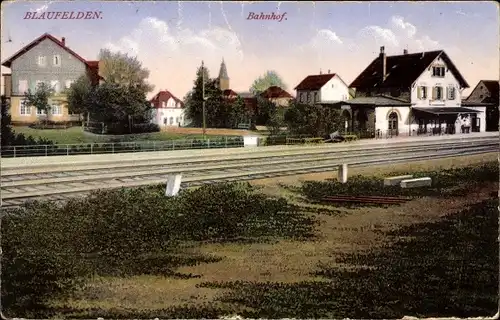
[1,160,498,319]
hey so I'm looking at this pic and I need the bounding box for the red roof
[222,89,238,97]
[1,33,95,68]
[294,74,336,91]
[150,90,184,108]
[260,86,293,99]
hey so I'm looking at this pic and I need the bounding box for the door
[388,112,399,136]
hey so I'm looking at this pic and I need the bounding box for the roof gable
[150,90,184,108]
[294,74,335,91]
[260,86,293,99]
[350,50,469,90]
[1,33,91,68]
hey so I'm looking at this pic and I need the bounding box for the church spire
[218,58,229,80]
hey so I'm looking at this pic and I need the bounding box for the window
[432,86,443,100]
[169,117,174,125]
[163,118,168,125]
[35,80,43,90]
[37,56,47,67]
[53,55,61,66]
[36,108,47,115]
[162,101,166,108]
[18,80,28,94]
[300,93,305,102]
[432,66,445,77]
[51,80,60,93]
[417,86,427,99]
[175,117,179,123]
[314,92,318,102]
[65,80,74,89]
[20,102,31,115]
[447,86,456,100]
[51,103,62,115]
[307,92,311,102]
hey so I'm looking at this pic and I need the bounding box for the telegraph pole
[201,60,207,139]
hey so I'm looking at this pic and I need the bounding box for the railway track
[1,139,497,209]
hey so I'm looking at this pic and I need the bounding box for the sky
[1,1,498,99]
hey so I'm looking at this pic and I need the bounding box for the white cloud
[358,26,399,47]
[31,0,55,13]
[390,15,417,38]
[314,29,343,45]
[104,17,244,96]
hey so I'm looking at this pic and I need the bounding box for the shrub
[1,182,316,317]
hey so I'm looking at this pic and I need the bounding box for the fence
[1,136,245,158]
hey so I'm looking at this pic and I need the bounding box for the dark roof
[461,100,496,107]
[260,86,294,99]
[1,33,93,68]
[412,107,483,115]
[481,80,499,102]
[341,95,410,106]
[150,90,184,108]
[465,80,499,103]
[350,50,469,90]
[294,74,336,90]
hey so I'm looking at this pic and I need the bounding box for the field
[2,153,498,319]
[12,126,257,145]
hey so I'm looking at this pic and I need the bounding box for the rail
[0,136,245,158]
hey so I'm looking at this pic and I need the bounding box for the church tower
[218,58,230,91]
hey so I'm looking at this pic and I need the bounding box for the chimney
[403,49,408,55]
[319,69,322,75]
[328,69,330,74]
[61,37,66,46]
[380,46,387,81]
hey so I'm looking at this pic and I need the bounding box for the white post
[165,174,182,197]
[338,164,348,183]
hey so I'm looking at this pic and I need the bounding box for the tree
[227,96,250,128]
[266,105,286,136]
[98,49,154,93]
[284,101,343,137]
[66,75,92,122]
[254,95,277,126]
[87,82,152,124]
[1,95,15,147]
[184,65,228,128]
[249,70,287,94]
[23,82,55,121]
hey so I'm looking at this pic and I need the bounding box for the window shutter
[446,87,449,100]
[432,87,436,100]
[417,87,422,99]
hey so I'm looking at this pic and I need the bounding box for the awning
[412,107,483,115]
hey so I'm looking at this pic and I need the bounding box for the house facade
[462,80,499,131]
[1,33,100,124]
[344,47,485,137]
[294,72,349,105]
[149,90,186,127]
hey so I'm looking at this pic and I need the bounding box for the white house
[343,47,485,137]
[294,71,349,105]
[149,90,187,127]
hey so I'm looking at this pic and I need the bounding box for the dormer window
[432,66,445,77]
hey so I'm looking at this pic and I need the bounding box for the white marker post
[338,164,348,183]
[165,174,183,197]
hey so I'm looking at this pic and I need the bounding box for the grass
[11,126,252,145]
[5,154,499,318]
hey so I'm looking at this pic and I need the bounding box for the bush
[1,183,316,317]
